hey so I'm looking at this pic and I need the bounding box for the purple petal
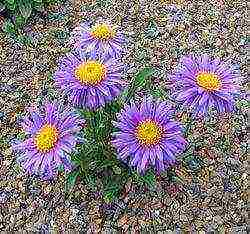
[176,87,198,101]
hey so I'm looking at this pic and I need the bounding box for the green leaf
[65,170,79,192]
[102,172,125,203]
[17,35,33,45]
[98,159,115,169]
[134,67,154,87]
[150,86,167,98]
[6,0,15,4]
[5,0,16,11]
[85,174,97,191]
[132,170,156,189]
[96,0,112,7]
[125,67,154,102]
[70,152,82,165]
[105,100,122,114]
[141,170,156,188]
[14,15,26,28]
[77,108,94,119]
[103,183,120,203]
[2,19,16,35]
[18,0,32,19]
[43,0,56,3]
[33,1,44,11]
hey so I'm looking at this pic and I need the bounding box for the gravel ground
[0,0,248,232]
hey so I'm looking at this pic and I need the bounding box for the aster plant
[54,50,126,109]
[68,101,132,202]
[69,21,126,58]
[112,99,187,174]
[171,54,239,117]
[13,102,84,179]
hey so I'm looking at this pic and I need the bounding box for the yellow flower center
[136,120,162,146]
[196,72,221,91]
[34,124,59,153]
[91,23,115,40]
[75,60,107,85]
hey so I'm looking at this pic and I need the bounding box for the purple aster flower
[54,50,126,109]
[112,99,187,174]
[171,54,240,117]
[12,102,84,180]
[69,20,126,58]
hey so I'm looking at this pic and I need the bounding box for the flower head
[13,102,84,179]
[69,21,126,58]
[112,99,187,174]
[171,54,239,117]
[54,50,126,109]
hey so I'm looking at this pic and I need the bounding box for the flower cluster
[54,50,126,109]
[112,99,187,174]
[13,19,239,180]
[69,21,126,58]
[171,54,239,117]
[13,103,84,179]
